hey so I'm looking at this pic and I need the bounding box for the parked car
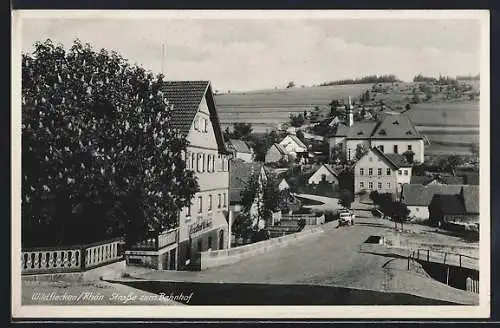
[338,210,355,226]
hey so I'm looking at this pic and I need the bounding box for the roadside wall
[199,226,326,270]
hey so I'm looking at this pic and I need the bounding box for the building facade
[327,99,425,163]
[308,164,339,187]
[163,81,231,270]
[227,139,254,162]
[354,147,412,196]
[265,143,288,163]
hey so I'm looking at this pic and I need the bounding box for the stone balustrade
[21,238,125,275]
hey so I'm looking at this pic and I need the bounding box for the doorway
[219,230,224,250]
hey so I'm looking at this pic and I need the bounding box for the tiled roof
[346,122,379,139]
[287,135,307,149]
[273,143,288,155]
[160,81,210,135]
[430,194,465,214]
[462,185,479,213]
[461,172,480,185]
[401,184,463,206]
[228,139,253,154]
[229,160,264,205]
[370,147,411,169]
[410,176,465,185]
[161,81,228,153]
[371,114,422,139]
[324,164,340,177]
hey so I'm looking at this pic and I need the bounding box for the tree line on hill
[319,74,401,87]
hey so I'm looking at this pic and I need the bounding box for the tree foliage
[22,39,199,247]
[224,122,253,141]
[354,144,369,162]
[289,113,305,127]
[338,189,354,209]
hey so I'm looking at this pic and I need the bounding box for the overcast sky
[20,14,482,92]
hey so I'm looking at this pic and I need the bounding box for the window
[360,168,364,176]
[416,208,419,212]
[212,155,215,173]
[197,153,201,172]
[208,236,213,250]
[394,145,399,154]
[191,153,195,171]
[223,193,227,207]
[398,170,402,175]
[186,204,191,217]
[198,240,202,252]
[360,181,364,188]
[378,168,382,176]
[204,119,208,132]
[378,182,382,189]
[348,149,351,160]
[368,168,373,176]
[369,157,373,162]
[194,117,199,130]
[379,145,385,152]
[208,195,213,211]
[369,182,373,189]
[185,152,190,169]
[408,145,412,151]
[386,168,391,175]
[387,182,391,189]
[198,196,202,213]
[404,170,408,176]
[202,153,206,172]
[218,194,222,209]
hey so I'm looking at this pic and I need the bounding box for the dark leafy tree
[354,144,369,162]
[392,201,410,230]
[338,189,354,209]
[22,39,199,247]
[286,81,295,88]
[402,150,415,164]
[289,113,305,127]
[232,213,254,241]
[229,123,253,141]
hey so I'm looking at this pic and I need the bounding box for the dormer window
[406,130,413,135]
[357,131,363,135]
[379,129,386,135]
[393,120,399,125]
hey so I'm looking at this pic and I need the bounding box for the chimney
[348,96,354,127]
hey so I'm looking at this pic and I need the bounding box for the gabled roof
[323,164,340,177]
[370,147,411,169]
[346,122,379,139]
[228,139,253,154]
[430,194,465,215]
[229,160,264,205]
[161,81,228,153]
[410,175,465,185]
[401,184,464,206]
[281,135,307,149]
[462,185,479,214]
[272,143,288,155]
[371,114,422,140]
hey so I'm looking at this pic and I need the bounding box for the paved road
[133,216,478,304]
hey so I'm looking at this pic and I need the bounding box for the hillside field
[215,85,481,155]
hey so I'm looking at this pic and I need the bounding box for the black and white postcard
[11,10,491,319]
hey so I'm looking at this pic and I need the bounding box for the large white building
[327,98,425,163]
[164,81,231,270]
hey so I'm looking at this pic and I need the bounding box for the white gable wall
[308,165,338,185]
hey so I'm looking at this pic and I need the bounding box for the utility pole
[161,44,165,75]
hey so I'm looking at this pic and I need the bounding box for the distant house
[265,143,289,163]
[227,139,254,162]
[454,168,480,185]
[308,164,339,188]
[278,178,290,191]
[428,186,479,230]
[354,147,412,196]
[410,175,465,185]
[278,135,308,158]
[326,98,424,163]
[401,184,464,221]
[229,160,267,226]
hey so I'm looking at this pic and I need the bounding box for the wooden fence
[21,238,125,275]
[409,248,479,270]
